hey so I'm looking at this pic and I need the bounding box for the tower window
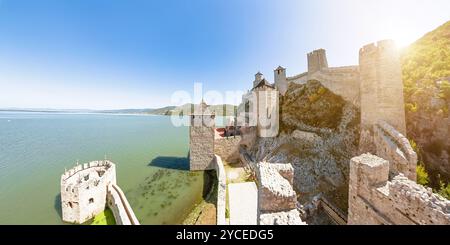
[89,198,94,204]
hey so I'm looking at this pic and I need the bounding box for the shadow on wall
[54,193,62,220]
[148,154,190,171]
[202,170,217,204]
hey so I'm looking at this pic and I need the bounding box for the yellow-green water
[0,112,205,224]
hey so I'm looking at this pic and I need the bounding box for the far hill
[168,103,237,116]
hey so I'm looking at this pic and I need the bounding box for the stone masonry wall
[348,154,450,225]
[190,115,215,171]
[214,135,241,163]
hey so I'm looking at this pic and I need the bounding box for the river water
[0,112,205,224]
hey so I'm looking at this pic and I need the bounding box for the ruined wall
[348,154,450,225]
[256,162,297,212]
[214,135,241,163]
[107,184,140,225]
[61,161,116,224]
[189,114,215,171]
[359,40,407,153]
[374,121,417,180]
[255,162,305,225]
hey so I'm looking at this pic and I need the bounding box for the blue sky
[0,0,449,109]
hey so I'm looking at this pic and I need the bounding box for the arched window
[89,198,94,204]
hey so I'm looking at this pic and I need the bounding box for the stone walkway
[228,182,258,225]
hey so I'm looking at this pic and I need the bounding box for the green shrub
[416,164,430,186]
[438,181,450,200]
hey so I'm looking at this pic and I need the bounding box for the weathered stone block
[256,162,297,212]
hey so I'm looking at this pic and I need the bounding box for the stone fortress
[190,39,450,225]
[60,160,139,225]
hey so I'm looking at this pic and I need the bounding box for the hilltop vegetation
[402,20,450,117]
[401,20,450,195]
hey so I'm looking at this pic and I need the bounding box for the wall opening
[89,198,94,204]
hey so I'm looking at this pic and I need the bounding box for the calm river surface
[0,112,206,224]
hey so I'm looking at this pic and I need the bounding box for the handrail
[110,184,140,225]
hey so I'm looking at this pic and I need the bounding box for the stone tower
[274,66,287,96]
[359,40,407,153]
[189,105,215,171]
[60,160,116,224]
[307,49,328,74]
[253,72,264,88]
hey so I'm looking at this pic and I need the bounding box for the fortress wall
[286,72,308,84]
[374,121,417,180]
[287,66,360,106]
[214,155,227,225]
[214,135,241,163]
[308,68,360,106]
[348,154,450,225]
[107,184,140,225]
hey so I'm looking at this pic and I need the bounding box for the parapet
[373,121,417,180]
[348,153,450,225]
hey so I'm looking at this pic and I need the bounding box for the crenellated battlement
[359,40,397,56]
[61,160,113,182]
[307,49,328,74]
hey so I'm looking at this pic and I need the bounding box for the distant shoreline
[0,110,164,116]
[0,103,238,117]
